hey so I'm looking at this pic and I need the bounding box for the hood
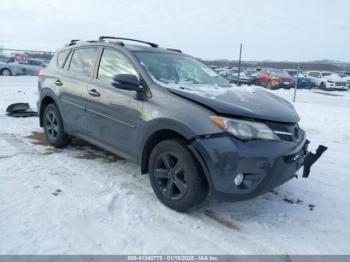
[168,86,300,123]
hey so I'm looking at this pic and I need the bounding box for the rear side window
[57,50,70,68]
[69,47,98,77]
[97,48,137,83]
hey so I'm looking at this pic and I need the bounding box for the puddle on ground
[26,131,50,146]
[25,131,124,162]
[204,209,240,231]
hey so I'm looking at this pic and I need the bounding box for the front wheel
[43,103,70,148]
[149,139,208,212]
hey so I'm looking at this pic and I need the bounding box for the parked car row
[0,57,47,76]
[212,66,349,91]
[212,67,258,86]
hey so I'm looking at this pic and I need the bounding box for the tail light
[38,68,46,77]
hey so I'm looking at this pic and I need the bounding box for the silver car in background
[0,58,47,76]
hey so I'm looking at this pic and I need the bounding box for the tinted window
[98,48,137,83]
[28,60,41,66]
[69,47,98,77]
[57,50,70,68]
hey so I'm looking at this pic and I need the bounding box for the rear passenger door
[85,47,143,161]
[58,47,99,135]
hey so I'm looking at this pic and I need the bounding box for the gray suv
[38,37,326,212]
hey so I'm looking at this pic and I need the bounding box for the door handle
[88,89,100,97]
[55,80,63,86]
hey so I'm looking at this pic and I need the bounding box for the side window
[69,47,98,77]
[57,50,70,68]
[97,48,137,83]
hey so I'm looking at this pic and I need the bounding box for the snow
[0,76,350,254]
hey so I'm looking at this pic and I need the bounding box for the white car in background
[307,71,348,91]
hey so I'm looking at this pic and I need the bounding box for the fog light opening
[234,173,244,186]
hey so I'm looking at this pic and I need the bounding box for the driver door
[86,47,143,161]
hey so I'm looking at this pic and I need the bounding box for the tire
[1,68,12,76]
[43,103,70,148]
[149,139,208,212]
[320,82,326,90]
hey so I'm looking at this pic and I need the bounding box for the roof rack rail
[99,36,158,48]
[66,39,80,46]
[167,48,182,53]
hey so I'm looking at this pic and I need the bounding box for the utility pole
[293,63,300,102]
[237,43,242,86]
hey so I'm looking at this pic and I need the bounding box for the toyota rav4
[37,37,327,212]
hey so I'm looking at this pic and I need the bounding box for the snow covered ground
[0,76,349,255]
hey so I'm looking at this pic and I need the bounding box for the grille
[336,82,346,86]
[266,122,301,142]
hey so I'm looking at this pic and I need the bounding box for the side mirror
[111,74,143,92]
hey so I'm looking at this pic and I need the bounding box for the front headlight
[209,116,280,141]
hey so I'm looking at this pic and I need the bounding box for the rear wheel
[43,104,70,148]
[149,139,208,212]
[1,68,12,76]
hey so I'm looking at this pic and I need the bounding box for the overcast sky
[1,0,349,61]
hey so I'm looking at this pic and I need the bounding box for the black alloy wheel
[153,152,188,200]
[45,110,59,140]
[149,139,208,212]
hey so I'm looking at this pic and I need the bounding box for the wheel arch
[0,67,12,75]
[140,127,212,192]
[140,128,191,174]
[39,90,61,127]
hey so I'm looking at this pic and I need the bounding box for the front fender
[138,117,197,160]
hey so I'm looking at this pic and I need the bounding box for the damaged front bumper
[189,134,327,202]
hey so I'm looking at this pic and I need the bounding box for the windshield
[321,72,332,77]
[270,69,290,77]
[134,52,231,88]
